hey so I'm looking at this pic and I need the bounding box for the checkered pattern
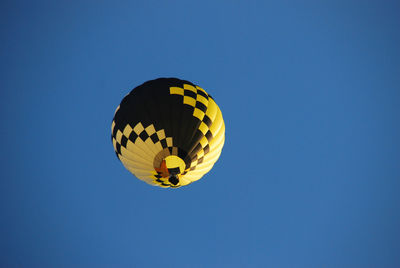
[169,84,211,121]
[153,174,180,188]
[169,84,216,172]
[112,122,186,188]
[111,122,172,158]
[111,79,224,188]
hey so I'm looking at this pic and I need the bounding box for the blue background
[1,1,399,267]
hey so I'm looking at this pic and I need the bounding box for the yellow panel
[134,172,158,186]
[190,159,197,168]
[196,150,204,159]
[209,109,223,135]
[187,165,211,176]
[191,158,217,174]
[116,130,123,143]
[112,138,117,151]
[199,136,208,147]
[209,124,225,148]
[193,108,205,120]
[114,105,120,115]
[144,138,160,156]
[205,99,218,121]
[170,86,184,95]
[183,96,196,107]
[204,137,224,162]
[183,84,197,92]
[133,122,145,134]
[198,122,208,135]
[120,147,151,168]
[111,121,115,133]
[123,124,133,137]
[166,137,173,147]
[187,167,213,178]
[184,172,204,183]
[122,165,153,179]
[196,94,208,106]
[153,140,163,153]
[130,139,155,161]
[125,139,153,163]
[165,155,186,173]
[179,176,192,186]
[145,124,156,136]
[200,138,224,167]
[119,154,152,173]
[190,137,224,174]
[157,129,166,140]
[194,156,220,173]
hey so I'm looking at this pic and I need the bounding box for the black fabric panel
[150,133,159,143]
[177,103,198,152]
[195,101,207,113]
[205,130,213,142]
[168,95,180,148]
[177,148,188,161]
[184,90,197,99]
[116,143,121,155]
[160,139,168,149]
[203,115,212,128]
[120,136,128,148]
[203,144,210,154]
[139,131,149,141]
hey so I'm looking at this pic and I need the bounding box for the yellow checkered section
[169,84,222,174]
[169,84,210,121]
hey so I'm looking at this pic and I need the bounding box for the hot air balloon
[111,78,225,188]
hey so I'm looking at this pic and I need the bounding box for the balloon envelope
[111,78,225,188]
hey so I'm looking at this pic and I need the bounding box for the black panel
[160,139,168,149]
[168,167,180,175]
[203,144,210,154]
[177,148,188,160]
[184,89,197,99]
[116,143,121,155]
[112,123,119,138]
[139,131,149,141]
[205,131,213,142]
[120,135,128,147]
[177,103,198,153]
[195,101,207,113]
[203,115,212,128]
[150,133,159,143]
[169,175,179,185]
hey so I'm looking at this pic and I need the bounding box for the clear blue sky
[1,1,399,267]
